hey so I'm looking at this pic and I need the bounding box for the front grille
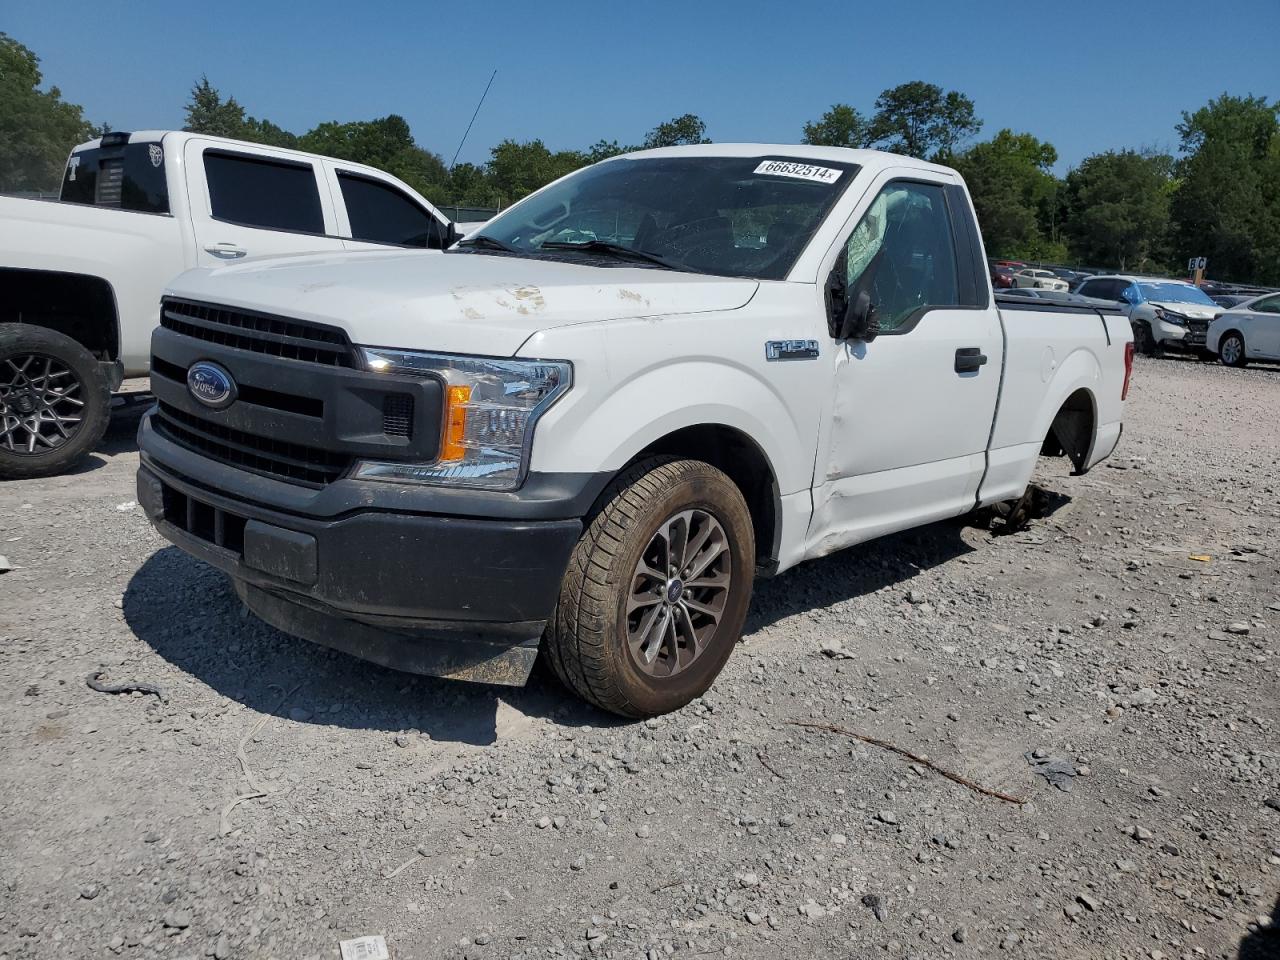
[161,299,354,367]
[151,356,323,418]
[153,402,350,487]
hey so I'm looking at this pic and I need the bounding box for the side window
[1253,294,1280,314]
[203,151,325,234]
[1119,283,1139,304]
[835,181,959,332]
[338,173,444,248]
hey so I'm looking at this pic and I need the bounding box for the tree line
[3,31,1278,285]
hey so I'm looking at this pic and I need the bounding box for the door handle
[955,347,988,373]
[204,242,247,259]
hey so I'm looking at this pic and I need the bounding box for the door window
[1080,279,1123,302]
[836,181,959,332]
[1252,294,1280,314]
[338,172,445,248]
[203,151,325,234]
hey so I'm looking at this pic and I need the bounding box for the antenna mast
[450,70,497,171]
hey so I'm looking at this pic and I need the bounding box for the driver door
[806,173,1003,557]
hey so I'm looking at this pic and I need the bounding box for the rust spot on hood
[512,285,547,314]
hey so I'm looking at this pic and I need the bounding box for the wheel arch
[1040,386,1097,474]
[607,423,782,572]
[0,267,120,361]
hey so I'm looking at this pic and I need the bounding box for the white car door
[182,139,347,268]
[321,161,452,252]
[1249,293,1280,357]
[806,173,1003,556]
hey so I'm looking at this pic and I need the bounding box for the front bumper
[1184,319,1210,348]
[138,415,589,685]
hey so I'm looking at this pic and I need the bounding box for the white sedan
[1012,268,1069,292]
[1206,290,1280,367]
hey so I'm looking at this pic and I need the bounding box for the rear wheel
[546,458,755,718]
[0,324,111,480]
[1218,332,1247,368]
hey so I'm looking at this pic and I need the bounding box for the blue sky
[8,1,1278,172]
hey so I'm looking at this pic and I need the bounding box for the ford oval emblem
[187,361,237,409]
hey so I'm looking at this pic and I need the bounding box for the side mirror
[840,290,881,342]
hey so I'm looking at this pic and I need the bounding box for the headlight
[353,348,571,490]
[1158,309,1187,326]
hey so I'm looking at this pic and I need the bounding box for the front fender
[523,318,817,496]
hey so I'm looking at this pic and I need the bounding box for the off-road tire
[545,458,755,718]
[1218,332,1248,368]
[0,324,111,480]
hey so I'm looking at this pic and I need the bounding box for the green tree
[802,104,873,149]
[1063,150,1173,272]
[183,75,297,147]
[183,76,248,138]
[585,139,625,163]
[0,33,95,192]
[1171,93,1280,284]
[952,129,1062,260]
[870,81,981,160]
[298,115,446,196]
[486,139,588,205]
[641,114,710,149]
[444,161,498,208]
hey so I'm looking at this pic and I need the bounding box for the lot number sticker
[754,160,842,184]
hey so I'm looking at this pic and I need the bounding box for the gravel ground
[1,357,1278,960]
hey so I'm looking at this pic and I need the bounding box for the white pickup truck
[1,130,455,478]
[137,144,1134,717]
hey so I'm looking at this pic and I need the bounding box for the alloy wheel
[0,353,85,455]
[626,508,732,678]
[1221,336,1242,366]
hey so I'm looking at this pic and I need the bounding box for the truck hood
[1148,300,1219,321]
[165,249,759,356]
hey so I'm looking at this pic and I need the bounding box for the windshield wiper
[456,234,519,253]
[539,239,698,273]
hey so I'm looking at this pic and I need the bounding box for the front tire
[0,324,111,480]
[1133,321,1158,356]
[1218,332,1247,368]
[546,458,756,718]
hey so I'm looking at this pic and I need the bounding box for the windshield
[468,155,859,280]
[1137,282,1217,306]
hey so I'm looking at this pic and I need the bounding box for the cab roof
[608,142,956,177]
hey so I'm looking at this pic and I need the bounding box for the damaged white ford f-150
[137,144,1133,717]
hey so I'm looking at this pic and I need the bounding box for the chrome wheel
[0,353,85,454]
[626,508,731,678]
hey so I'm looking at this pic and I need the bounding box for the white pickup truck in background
[0,130,456,479]
[137,144,1134,717]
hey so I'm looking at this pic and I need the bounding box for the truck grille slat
[161,299,354,367]
[154,402,350,487]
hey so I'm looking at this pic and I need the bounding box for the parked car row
[987,259,1098,291]
[1066,274,1280,367]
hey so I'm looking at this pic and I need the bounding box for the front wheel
[1218,332,1247,368]
[0,324,111,480]
[545,458,756,718]
[1133,321,1158,356]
